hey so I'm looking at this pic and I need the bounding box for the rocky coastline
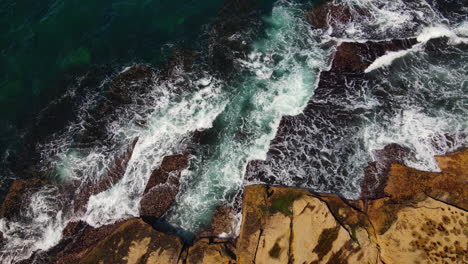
[6,148,466,264]
[1,1,467,263]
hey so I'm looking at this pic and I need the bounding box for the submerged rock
[0,178,48,220]
[245,37,417,193]
[72,137,139,214]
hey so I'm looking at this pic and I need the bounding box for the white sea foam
[330,0,441,39]
[364,109,467,172]
[365,23,468,73]
[0,186,66,263]
[364,47,419,73]
[84,81,227,227]
[165,1,329,231]
[417,24,468,45]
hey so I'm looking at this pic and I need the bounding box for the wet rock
[72,137,139,214]
[384,149,468,209]
[20,220,126,264]
[186,238,236,264]
[245,38,417,192]
[360,143,412,199]
[208,0,269,76]
[331,39,417,73]
[307,2,356,29]
[196,205,236,238]
[110,65,155,105]
[139,154,189,220]
[0,178,48,220]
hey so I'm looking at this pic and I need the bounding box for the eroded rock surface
[79,218,183,264]
[237,149,468,264]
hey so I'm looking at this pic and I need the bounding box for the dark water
[0,0,228,154]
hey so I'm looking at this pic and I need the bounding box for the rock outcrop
[245,37,417,193]
[237,149,468,264]
[9,151,467,264]
[196,205,236,239]
[79,218,183,264]
[140,154,190,220]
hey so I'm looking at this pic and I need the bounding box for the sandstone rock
[291,195,378,264]
[140,154,189,219]
[236,185,268,264]
[238,148,467,264]
[237,186,378,264]
[385,149,468,209]
[186,238,236,264]
[79,218,183,264]
[376,197,467,264]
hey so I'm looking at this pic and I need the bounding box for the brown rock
[331,40,417,73]
[360,143,412,199]
[307,2,355,28]
[73,138,139,213]
[197,205,236,238]
[186,238,236,264]
[0,178,48,220]
[139,154,189,219]
[79,218,183,264]
[384,149,468,209]
[236,185,268,264]
[236,186,378,264]
[143,154,189,194]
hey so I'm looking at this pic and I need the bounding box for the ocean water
[0,0,467,263]
[0,0,226,167]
